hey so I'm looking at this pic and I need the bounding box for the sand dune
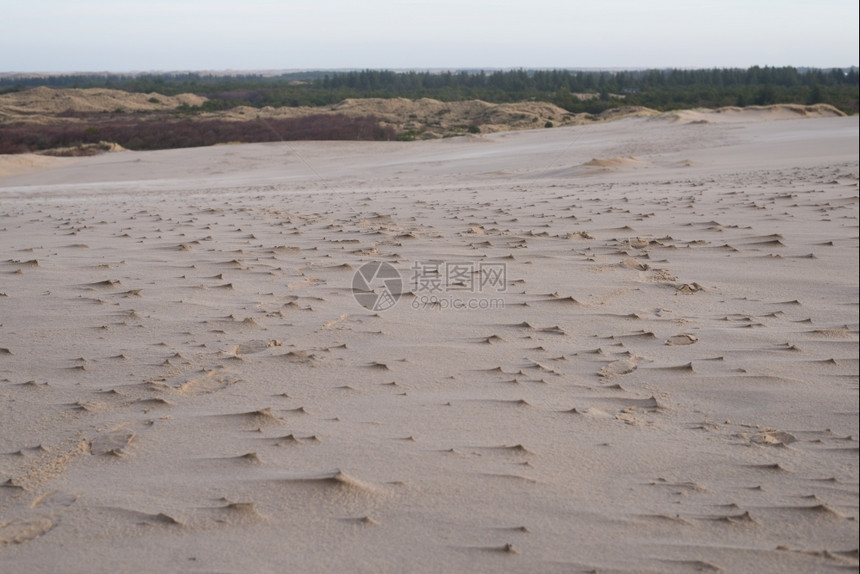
[662,103,845,124]
[0,86,207,118]
[0,112,857,573]
[0,153,71,178]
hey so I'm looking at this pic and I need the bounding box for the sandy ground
[0,110,858,573]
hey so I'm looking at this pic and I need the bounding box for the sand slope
[0,154,71,179]
[0,114,858,573]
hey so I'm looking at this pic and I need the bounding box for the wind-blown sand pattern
[0,111,857,573]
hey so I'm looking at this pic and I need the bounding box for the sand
[0,110,857,573]
[0,86,208,119]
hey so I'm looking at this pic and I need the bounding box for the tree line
[2,67,857,114]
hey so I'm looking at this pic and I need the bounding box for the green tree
[754,85,777,105]
[807,84,824,104]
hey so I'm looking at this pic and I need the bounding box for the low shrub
[0,113,396,154]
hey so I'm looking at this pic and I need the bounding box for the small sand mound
[666,334,698,346]
[275,469,377,493]
[228,339,281,356]
[0,516,55,545]
[90,430,135,456]
[620,257,649,271]
[751,430,797,446]
[581,157,652,171]
[598,357,640,378]
[213,501,264,524]
[167,370,239,395]
[222,408,284,425]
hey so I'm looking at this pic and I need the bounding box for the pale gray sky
[3,0,857,72]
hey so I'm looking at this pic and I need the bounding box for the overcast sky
[3,0,858,72]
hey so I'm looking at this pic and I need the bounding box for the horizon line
[2,65,859,77]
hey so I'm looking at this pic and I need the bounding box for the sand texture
[1,110,858,573]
